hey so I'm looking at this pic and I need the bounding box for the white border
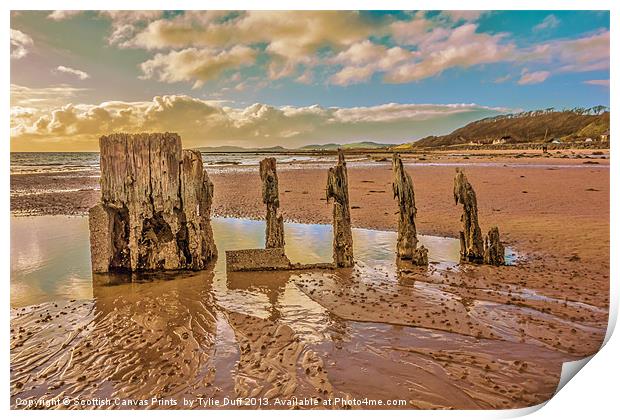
[3,2,616,419]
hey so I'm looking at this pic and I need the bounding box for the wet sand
[10,150,609,409]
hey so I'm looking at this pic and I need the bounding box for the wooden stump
[484,226,505,266]
[454,168,504,265]
[326,150,354,268]
[392,154,428,265]
[89,132,216,273]
[453,168,484,263]
[259,158,285,249]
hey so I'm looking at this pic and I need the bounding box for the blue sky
[10,10,610,151]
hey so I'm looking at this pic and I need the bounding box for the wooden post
[453,168,484,263]
[392,154,428,265]
[259,157,285,249]
[89,132,216,273]
[326,150,354,267]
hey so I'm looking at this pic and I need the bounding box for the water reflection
[11,215,497,308]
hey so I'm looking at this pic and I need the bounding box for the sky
[10,10,610,151]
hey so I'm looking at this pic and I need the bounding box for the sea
[9,151,356,175]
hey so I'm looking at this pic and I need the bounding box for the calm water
[10,216,471,308]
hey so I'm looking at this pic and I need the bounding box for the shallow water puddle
[10,215,484,307]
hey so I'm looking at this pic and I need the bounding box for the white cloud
[47,10,82,21]
[140,46,257,88]
[521,30,609,73]
[533,14,560,32]
[385,24,514,84]
[10,29,33,59]
[584,79,610,87]
[440,11,486,23]
[329,40,416,86]
[517,69,551,85]
[11,94,507,149]
[54,65,90,80]
[11,84,91,110]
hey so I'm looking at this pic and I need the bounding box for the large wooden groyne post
[88,132,217,273]
[326,150,354,268]
[392,154,428,265]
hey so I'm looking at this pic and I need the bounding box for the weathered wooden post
[326,150,354,267]
[483,226,505,266]
[392,154,428,265]
[88,132,216,273]
[453,168,484,263]
[453,168,504,265]
[260,158,285,249]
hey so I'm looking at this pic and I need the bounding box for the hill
[407,108,610,148]
[298,141,396,150]
[198,145,289,153]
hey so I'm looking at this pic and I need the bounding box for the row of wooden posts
[258,149,505,268]
[88,133,503,276]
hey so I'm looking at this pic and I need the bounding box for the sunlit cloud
[47,10,82,21]
[584,79,610,87]
[10,94,508,150]
[517,69,551,85]
[384,24,514,84]
[11,84,92,110]
[520,29,609,74]
[439,10,487,23]
[533,14,560,32]
[10,29,33,59]
[140,46,257,88]
[53,65,90,80]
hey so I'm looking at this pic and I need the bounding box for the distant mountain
[405,108,610,148]
[198,142,395,152]
[197,145,289,153]
[298,141,396,150]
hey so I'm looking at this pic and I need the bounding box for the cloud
[11,84,91,110]
[533,14,560,32]
[99,11,165,46]
[122,11,381,82]
[494,74,512,83]
[385,24,514,83]
[35,11,610,89]
[330,24,515,86]
[139,46,257,88]
[517,69,550,85]
[47,10,82,21]
[53,65,90,80]
[10,29,33,59]
[329,40,416,86]
[584,79,610,87]
[11,94,508,150]
[440,11,486,23]
[522,30,609,73]
[46,10,164,46]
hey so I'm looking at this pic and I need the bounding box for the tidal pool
[10,215,470,308]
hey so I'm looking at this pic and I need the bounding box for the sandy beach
[10,150,610,409]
